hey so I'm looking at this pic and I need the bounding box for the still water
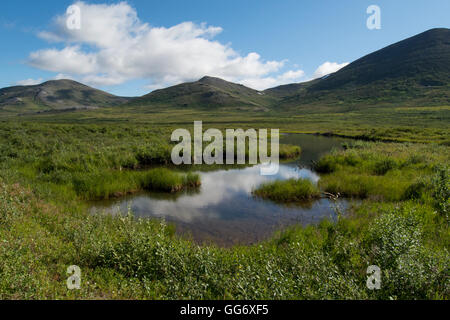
[90,134,350,246]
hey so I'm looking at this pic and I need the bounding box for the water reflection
[90,134,349,246]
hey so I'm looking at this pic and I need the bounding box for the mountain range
[0,79,128,113]
[1,28,449,114]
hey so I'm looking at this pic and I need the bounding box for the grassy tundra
[0,119,448,300]
[1,28,449,299]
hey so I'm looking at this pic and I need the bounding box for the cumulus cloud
[313,61,349,79]
[28,1,306,91]
[16,78,44,86]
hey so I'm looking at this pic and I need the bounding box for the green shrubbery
[363,205,449,299]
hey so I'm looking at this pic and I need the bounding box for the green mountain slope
[277,28,450,107]
[263,79,319,99]
[0,79,129,113]
[128,76,275,111]
[1,28,448,115]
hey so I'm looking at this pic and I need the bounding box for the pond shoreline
[89,133,351,246]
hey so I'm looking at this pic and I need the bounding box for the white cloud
[28,1,305,91]
[278,69,305,81]
[313,61,349,79]
[29,46,98,75]
[53,73,74,80]
[16,78,44,86]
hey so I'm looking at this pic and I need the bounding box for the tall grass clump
[135,143,172,166]
[253,178,320,203]
[71,171,142,200]
[278,144,302,159]
[140,168,200,193]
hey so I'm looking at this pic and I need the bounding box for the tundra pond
[90,134,350,246]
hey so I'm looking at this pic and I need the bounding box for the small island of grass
[141,168,201,193]
[253,178,320,203]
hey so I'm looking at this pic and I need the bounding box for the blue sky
[1,0,449,96]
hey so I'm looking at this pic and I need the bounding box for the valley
[0,28,448,300]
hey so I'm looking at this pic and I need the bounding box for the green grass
[0,119,448,300]
[317,141,449,202]
[253,178,320,203]
[70,168,201,199]
[0,180,448,299]
[278,144,302,159]
[9,103,449,144]
[141,168,200,192]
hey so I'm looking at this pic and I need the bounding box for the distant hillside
[129,29,449,110]
[277,28,450,107]
[1,28,448,115]
[0,79,129,113]
[128,76,275,111]
[263,79,319,99]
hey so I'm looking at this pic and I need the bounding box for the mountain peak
[268,28,450,107]
[130,75,273,109]
[0,79,129,112]
[41,79,85,86]
[420,27,450,36]
[198,76,232,86]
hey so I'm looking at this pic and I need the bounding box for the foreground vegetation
[0,121,448,299]
[1,179,448,299]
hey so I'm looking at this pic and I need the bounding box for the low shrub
[363,206,448,299]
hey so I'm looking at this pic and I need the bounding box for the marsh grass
[71,169,201,199]
[141,168,200,193]
[0,122,448,300]
[253,178,320,203]
[318,142,449,201]
[278,144,302,159]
